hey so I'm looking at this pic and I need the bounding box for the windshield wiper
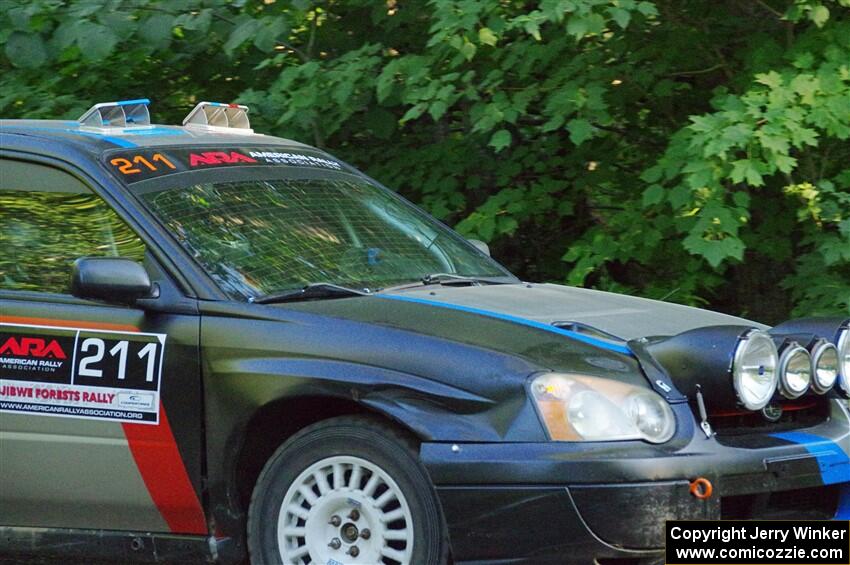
[251,283,370,304]
[421,273,474,284]
[379,273,514,293]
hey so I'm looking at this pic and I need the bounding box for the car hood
[281,282,765,387]
[381,283,766,341]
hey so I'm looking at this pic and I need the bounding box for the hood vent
[551,321,623,342]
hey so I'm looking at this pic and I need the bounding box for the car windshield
[137,174,512,300]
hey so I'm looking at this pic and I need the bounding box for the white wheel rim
[277,455,414,565]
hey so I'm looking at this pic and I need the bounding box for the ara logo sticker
[0,337,67,359]
[189,151,258,167]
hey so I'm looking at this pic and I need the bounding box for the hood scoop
[551,321,624,342]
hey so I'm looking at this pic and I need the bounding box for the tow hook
[689,477,713,500]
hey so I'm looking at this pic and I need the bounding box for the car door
[0,157,207,535]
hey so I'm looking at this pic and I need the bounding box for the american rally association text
[669,525,848,545]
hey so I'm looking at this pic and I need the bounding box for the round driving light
[811,341,839,394]
[838,329,850,396]
[732,330,779,410]
[777,344,812,399]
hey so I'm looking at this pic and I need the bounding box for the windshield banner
[104,146,344,183]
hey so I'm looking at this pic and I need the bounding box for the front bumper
[421,402,850,564]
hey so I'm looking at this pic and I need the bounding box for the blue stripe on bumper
[771,430,850,520]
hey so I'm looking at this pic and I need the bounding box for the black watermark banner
[666,520,849,564]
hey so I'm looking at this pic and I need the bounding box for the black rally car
[0,99,848,565]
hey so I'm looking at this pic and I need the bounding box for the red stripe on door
[122,403,208,534]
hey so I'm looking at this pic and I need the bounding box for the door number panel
[0,323,165,424]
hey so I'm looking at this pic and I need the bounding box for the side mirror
[467,239,491,257]
[71,257,153,304]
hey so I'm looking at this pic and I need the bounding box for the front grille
[702,397,830,436]
[721,484,840,520]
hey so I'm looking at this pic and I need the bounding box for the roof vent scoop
[183,102,253,133]
[78,99,151,129]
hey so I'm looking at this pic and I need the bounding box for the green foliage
[2,0,849,321]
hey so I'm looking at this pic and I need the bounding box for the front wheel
[247,416,449,565]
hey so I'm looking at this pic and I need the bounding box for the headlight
[530,373,676,443]
[731,330,779,410]
[777,344,812,399]
[838,329,850,396]
[811,340,839,394]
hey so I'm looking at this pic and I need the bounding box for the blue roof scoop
[78,99,151,129]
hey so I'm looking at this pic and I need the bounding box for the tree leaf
[498,216,519,234]
[77,23,118,61]
[637,2,658,17]
[489,129,512,152]
[478,27,497,46]
[790,126,818,147]
[642,184,665,206]
[254,18,287,53]
[730,159,763,186]
[178,10,213,33]
[684,235,745,267]
[400,103,427,123]
[460,41,477,61]
[429,100,448,121]
[224,19,260,54]
[7,7,32,31]
[810,5,829,27]
[609,7,631,29]
[5,32,47,68]
[138,14,174,50]
[755,71,783,89]
[730,192,749,209]
[773,153,797,173]
[524,20,541,41]
[567,118,594,145]
[566,16,588,39]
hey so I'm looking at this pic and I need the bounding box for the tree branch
[753,0,784,18]
[667,63,725,77]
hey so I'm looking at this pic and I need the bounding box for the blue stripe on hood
[771,430,850,519]
[379,294,633,356]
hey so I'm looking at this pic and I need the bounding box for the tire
[247,415,449,565]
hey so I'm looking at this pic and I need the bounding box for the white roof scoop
[78,99,151,129]
[183,101,253,133]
